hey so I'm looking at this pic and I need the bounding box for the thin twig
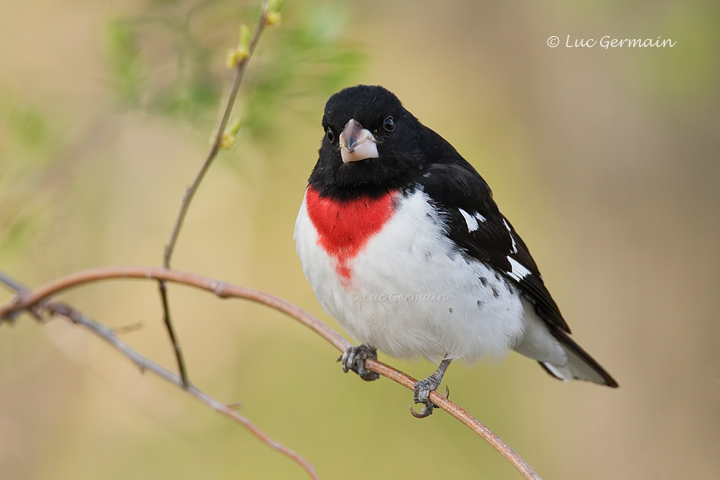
[157,281,188,384]
[162,0,270,267]
[0,266,541,480]
[0,270,46,322]
[159,0,272,387]
[0,278,319,480]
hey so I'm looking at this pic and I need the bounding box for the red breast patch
[305,186,398,285]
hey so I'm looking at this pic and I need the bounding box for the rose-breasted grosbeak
[295,85,617,417]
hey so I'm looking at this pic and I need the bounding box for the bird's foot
[411,376,446,418]
[338,344,379,382]
[410,358,452,418]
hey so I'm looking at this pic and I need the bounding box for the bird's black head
[309,85,431,200]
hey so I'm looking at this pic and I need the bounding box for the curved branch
[0,266,541,480]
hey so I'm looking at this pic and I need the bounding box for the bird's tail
[539,328,618,387]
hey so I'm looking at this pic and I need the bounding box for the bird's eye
[383,116,395,132]
[326,127,335,144]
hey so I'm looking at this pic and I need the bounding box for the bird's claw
[409,403,435,419]
[338,344,379,382]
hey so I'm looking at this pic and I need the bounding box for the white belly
[295,189,526,362]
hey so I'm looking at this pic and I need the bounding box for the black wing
[418,160,570,334]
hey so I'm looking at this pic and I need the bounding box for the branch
[159,0,273,387]
[163,0,271,268]
[0,266,541,480]
[0,272,319,480]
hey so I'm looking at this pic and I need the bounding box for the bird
[294,85,618,417]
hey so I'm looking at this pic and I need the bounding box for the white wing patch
[475,212,487,223]
[503,219,518,253]
[507,257,532,281]
[459,208,479,233]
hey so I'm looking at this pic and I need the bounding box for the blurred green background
[1,0,719,479]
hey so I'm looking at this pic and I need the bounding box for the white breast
[295,189,526,363]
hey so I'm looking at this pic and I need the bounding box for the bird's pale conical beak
[339,119,379,163]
